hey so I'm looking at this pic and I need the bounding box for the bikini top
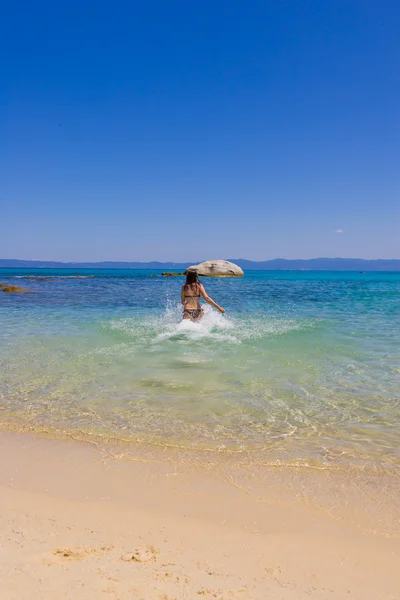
[184,284,201,299]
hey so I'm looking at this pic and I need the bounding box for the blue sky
[1,0,399,261]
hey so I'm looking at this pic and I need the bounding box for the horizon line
[1,257,400,264]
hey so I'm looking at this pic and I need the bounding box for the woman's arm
[181,285,186,305]
[199,284,225,313]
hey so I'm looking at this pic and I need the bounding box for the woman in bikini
[181,271,225,321]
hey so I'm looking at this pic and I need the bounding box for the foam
[154,305,239,343]
[106,304,314,347]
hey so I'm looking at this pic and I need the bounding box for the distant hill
[1,258,399,271]
[230,258,400,271]
[0,259,192,269]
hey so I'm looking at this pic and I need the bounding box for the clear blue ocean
[1,269,399,472]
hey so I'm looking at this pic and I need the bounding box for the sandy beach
[0,431,399,600]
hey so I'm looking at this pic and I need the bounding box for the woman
[181,271,225,321]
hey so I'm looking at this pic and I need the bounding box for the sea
[1,268,399,478]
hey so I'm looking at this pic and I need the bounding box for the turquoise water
[0,269,399,471]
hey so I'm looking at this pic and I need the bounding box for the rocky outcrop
[186,260,244,277]
[161,272,186,277]
[0,284,30,293]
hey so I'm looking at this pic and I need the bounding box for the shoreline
[0,430,399,599]
[1,416,399,473]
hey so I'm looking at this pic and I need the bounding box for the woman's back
[183,282,201,308]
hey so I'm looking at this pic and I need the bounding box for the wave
[104,304,317,347]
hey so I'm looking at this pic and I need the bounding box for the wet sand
[0,431,399,599]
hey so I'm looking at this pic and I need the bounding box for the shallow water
[1,269,399,471]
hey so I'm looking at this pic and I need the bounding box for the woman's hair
[185,270,199,287]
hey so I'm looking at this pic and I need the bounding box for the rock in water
[186,260,244,277]
[0,284,30,293]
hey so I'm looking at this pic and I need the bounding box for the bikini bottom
[183,308,203,320]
